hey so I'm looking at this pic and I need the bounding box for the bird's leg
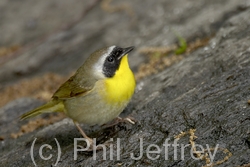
[74,121,93,145]
[74,121,109,151]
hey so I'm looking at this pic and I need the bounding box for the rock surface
[0,0,250,167]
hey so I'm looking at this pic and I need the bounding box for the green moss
[175,35,187,55]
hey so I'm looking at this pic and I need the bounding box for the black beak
[118,46,134,59]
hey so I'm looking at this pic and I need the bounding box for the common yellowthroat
[21,46,136,148]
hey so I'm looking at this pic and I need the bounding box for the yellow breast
[102,55,136,104]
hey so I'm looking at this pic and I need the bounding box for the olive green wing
[52,75,93,99]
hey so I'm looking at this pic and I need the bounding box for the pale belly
[63,84,129,126]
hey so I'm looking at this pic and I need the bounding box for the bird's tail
[20,100,65,120]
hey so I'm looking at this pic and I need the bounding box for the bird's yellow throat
[103,55,136,104]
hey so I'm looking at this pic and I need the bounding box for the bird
[20,46,136,150]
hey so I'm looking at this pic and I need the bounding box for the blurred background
[0,0,247,108]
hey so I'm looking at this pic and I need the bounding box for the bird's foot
[116,116,136,124]
[103,116,137,128]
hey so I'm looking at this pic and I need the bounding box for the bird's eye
[107,56,114,62]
